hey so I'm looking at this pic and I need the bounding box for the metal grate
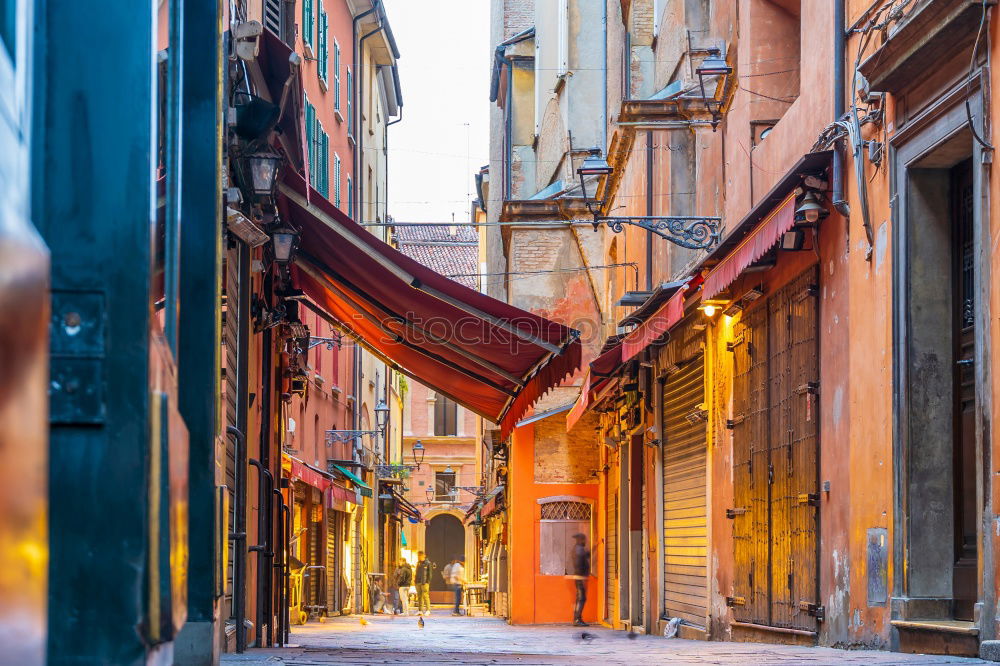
[540,501,591,521]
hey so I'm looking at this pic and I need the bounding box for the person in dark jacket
[571,533,591,626]
[392,558,414,615]
[414,551,434,615]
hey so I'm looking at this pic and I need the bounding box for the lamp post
[411,440,425,470]
[425,487,435,504]
[374,399,390,430]
[576,148,721,251]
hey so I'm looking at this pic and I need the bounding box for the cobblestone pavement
[221,610,989,665]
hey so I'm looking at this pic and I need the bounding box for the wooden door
[730,267,819,632]
[952,158,977,620]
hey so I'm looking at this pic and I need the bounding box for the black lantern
[425,487,435,503]
[375,399,390,431]
[696,49,732,131]
[576,147,614,225]
[575,149,721,251]
[270,226,299,266]
[411,439,425,469]
[245,149,282,198]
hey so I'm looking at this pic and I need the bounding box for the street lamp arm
[596,216,721,250]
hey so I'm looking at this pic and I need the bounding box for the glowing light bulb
[703,305,717,317]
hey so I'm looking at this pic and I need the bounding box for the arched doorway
[425,513,465,602]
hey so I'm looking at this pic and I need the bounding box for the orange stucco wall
[508,422,600,625]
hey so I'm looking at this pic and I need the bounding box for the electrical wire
[446,262,638,279]
[966,0,994,151]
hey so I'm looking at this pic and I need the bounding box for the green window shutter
[322,134,330,197]
[346,69,353,136]
[302,0,313,48]
[334,154,341,208]
[305,99,315,187]
[318,11,327,82]
[334,42,341,110]
[347,177,353,219]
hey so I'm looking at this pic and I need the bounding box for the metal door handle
[956,359,974,367]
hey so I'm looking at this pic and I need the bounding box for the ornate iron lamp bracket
[596,215,721,250]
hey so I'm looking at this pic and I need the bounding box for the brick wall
[503,0,534,39]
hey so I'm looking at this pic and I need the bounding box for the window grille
[540,501,591,521]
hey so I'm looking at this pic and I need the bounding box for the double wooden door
[730,268,820,632]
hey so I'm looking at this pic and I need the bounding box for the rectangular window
[317,9,327,82]
[434,394,457,436]
[302,0,314,50]
[538,500,592,576]
[435,471,456,502]
[334,153,341,208]
[333,40,341,111]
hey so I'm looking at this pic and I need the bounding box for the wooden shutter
[334,41,341,110]
[346,68,353,136]
[302,0,313,48]
[317,10,327,82]
[605,464,618,623]
[661,356,708,628]
[334,153,341,207]
[305,100,315,188]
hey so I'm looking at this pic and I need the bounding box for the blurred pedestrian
[445,555,465,616]
[570,533,590,626]
[392,558,413,615]
[414,550,434,616]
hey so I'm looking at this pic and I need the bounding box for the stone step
[892,619,979,658]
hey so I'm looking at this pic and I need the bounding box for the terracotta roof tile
[394,224,479,289]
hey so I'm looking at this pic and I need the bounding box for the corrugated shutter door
[223,244,239,615]
[604,480,618,624]
[662,357,708,628]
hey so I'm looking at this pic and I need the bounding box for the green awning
[332,464,372,497]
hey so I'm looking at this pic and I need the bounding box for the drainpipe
[831,0,849,216]
[602,0,608,149]
[646,130,653,290]
[359,15,387,228]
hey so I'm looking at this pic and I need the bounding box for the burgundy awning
[702,192,797,300]
[277,171,581,439]
[621,285,688,362]
[257,29,305,169]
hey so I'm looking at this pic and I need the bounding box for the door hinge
[726,507,748,519]
[797,493,820,506]
[799,602,825,621]
[726,414,744,429]
[768,462,774,485]
[727,335,745,352]
[726,596,746,607]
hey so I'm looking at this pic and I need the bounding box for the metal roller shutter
[223,244,239,615]
[662,356,708,628]
[605,465,618,624]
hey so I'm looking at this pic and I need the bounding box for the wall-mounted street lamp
[695,49,733,131]
[271,226,299,266]
[795,191,829,224]
[411,440,425,470]
[425,487,435,503]
[326,399,390,445]
[374,399,390,431]
[244,148,283,199]
[576,148,721,251]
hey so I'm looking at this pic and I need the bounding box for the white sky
[382,0,491,224]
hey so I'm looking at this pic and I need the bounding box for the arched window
[434,393,457,436]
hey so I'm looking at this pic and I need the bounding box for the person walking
[570,533,590,626]
[447,555,466,616]
[392,558,414,616]
[414,551,434,616]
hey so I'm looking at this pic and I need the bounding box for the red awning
[565,370,592,432]
[278,171,581,439]
[621,286,687,362]
[702,192,796,300]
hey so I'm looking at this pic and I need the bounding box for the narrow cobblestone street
[221,611,989,665]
